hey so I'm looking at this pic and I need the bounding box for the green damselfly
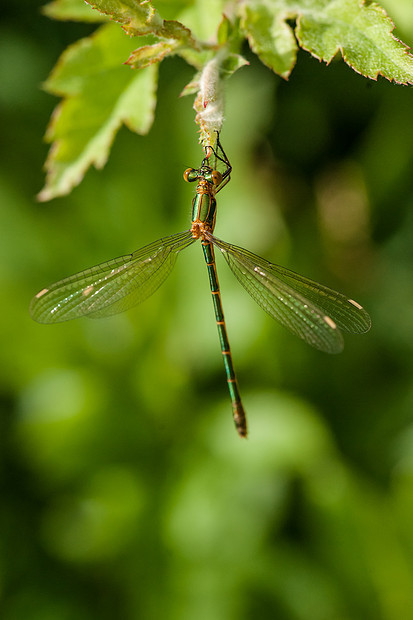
[30,136,371,437]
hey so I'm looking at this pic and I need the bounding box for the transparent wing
[210,235,371,354]
[30,231,195,323]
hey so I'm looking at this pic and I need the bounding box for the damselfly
[30,136,371,437]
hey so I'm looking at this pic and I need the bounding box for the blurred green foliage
[2,1,413,619]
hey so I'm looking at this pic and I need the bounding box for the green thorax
[191,190,217,231]
[187,163,219,232]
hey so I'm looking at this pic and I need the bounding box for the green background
[2,2,413,618]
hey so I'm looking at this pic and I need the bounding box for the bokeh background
[2,1,413,618]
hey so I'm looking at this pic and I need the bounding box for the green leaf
[240,3,297,79]
[84,0,203,69]
[239,0,413,84]
[42,0,108,22]
[84,0,157,32]
[85,0,198,47]
[38,23,158,201]
[126,41,214,71]
[217,13,232,45]
[221,53,250,75]
[296,0,413,84]
[126,41,177,68]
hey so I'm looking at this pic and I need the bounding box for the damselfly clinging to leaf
[30,135,371,438]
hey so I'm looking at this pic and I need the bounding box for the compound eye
[211,170,223,185]
[184,168,198,182]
